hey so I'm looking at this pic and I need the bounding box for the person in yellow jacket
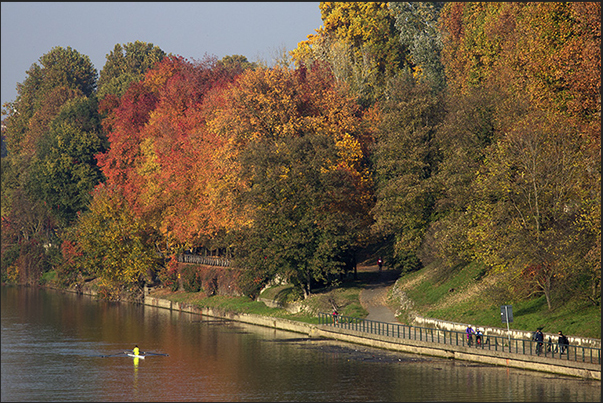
[133,345,140,356]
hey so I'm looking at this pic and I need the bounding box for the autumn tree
[65,184,159,300]
[291,2,411,106]
[435,2,600,306]
[467,110,596,309]
[95,54,250,268]
[209,63,374,298]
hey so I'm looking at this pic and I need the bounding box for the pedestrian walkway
[358,265,399,323]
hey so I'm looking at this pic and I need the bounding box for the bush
[181,265,202,292]
[157,262,179,292]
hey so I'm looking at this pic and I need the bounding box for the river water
[1,285,600,402]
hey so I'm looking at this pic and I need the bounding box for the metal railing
[177,254,231,267]
[319,312,600,365]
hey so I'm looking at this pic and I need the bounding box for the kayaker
[133,345,140,356]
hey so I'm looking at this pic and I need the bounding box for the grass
[155,271,373,326]
[396,261,601,339]
[40,270,58,285]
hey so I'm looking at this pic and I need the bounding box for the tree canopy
[1,3,599,309]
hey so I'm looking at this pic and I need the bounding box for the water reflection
[1,286,600,402]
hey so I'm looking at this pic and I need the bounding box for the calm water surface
[1,285,600,402]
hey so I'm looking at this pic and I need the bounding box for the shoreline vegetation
[33,258,602,343]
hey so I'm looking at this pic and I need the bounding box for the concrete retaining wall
[143,295,601,381]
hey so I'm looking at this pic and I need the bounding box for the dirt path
[358,266,400,323]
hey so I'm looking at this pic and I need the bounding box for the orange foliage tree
[95,55,248,264]
[207,62,375,297]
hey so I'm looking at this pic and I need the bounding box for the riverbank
[142,293,601,380]
[24,279,600,380]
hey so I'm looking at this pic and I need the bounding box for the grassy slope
[393,260,601,339]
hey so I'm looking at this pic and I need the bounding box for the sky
[1,2,323,108]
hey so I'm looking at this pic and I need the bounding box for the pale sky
[1,2,322,108]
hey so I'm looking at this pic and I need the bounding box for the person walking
[378,257,383,272]
[466,325,475,347]
[558,331,569,354]
[533,329,544,355]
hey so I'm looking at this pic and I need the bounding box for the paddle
[100,352,128,358]
[142,351,169,356]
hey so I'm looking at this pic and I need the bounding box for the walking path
[358,265,399,323]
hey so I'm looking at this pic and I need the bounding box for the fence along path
[177,254,231,267]
[319,312,601,365]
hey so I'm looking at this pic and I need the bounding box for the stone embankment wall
[143,294,601,381]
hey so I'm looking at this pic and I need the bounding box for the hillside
[385,261,601,340]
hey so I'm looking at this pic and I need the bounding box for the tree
[291,2,411,106]
[97,41,166,100]
[1,47,99,283]
[439,2,600,131]
[211,63,374,297]
[467,110,595,309]
[68,184,159,300]
[95,55,247,263]
[425,86,500,268]
[436,2,600,306]
[390,2,446,92]
[216,54,257,75]
[370,73,443,271]
[28,110,105,226]
[3,46,97,157]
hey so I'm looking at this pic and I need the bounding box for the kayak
[127,353,146,359]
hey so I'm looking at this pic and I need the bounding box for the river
[1,285,600,402]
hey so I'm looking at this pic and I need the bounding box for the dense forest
[1,2,600,311]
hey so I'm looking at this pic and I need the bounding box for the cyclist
[475,328,483,346]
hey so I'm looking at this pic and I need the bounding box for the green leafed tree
[424,86,500,269]
[370,73,444,272]
[97,41,166,100]
[389,2,446,92]
[27,96,106,227]
[1,46,100,284]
